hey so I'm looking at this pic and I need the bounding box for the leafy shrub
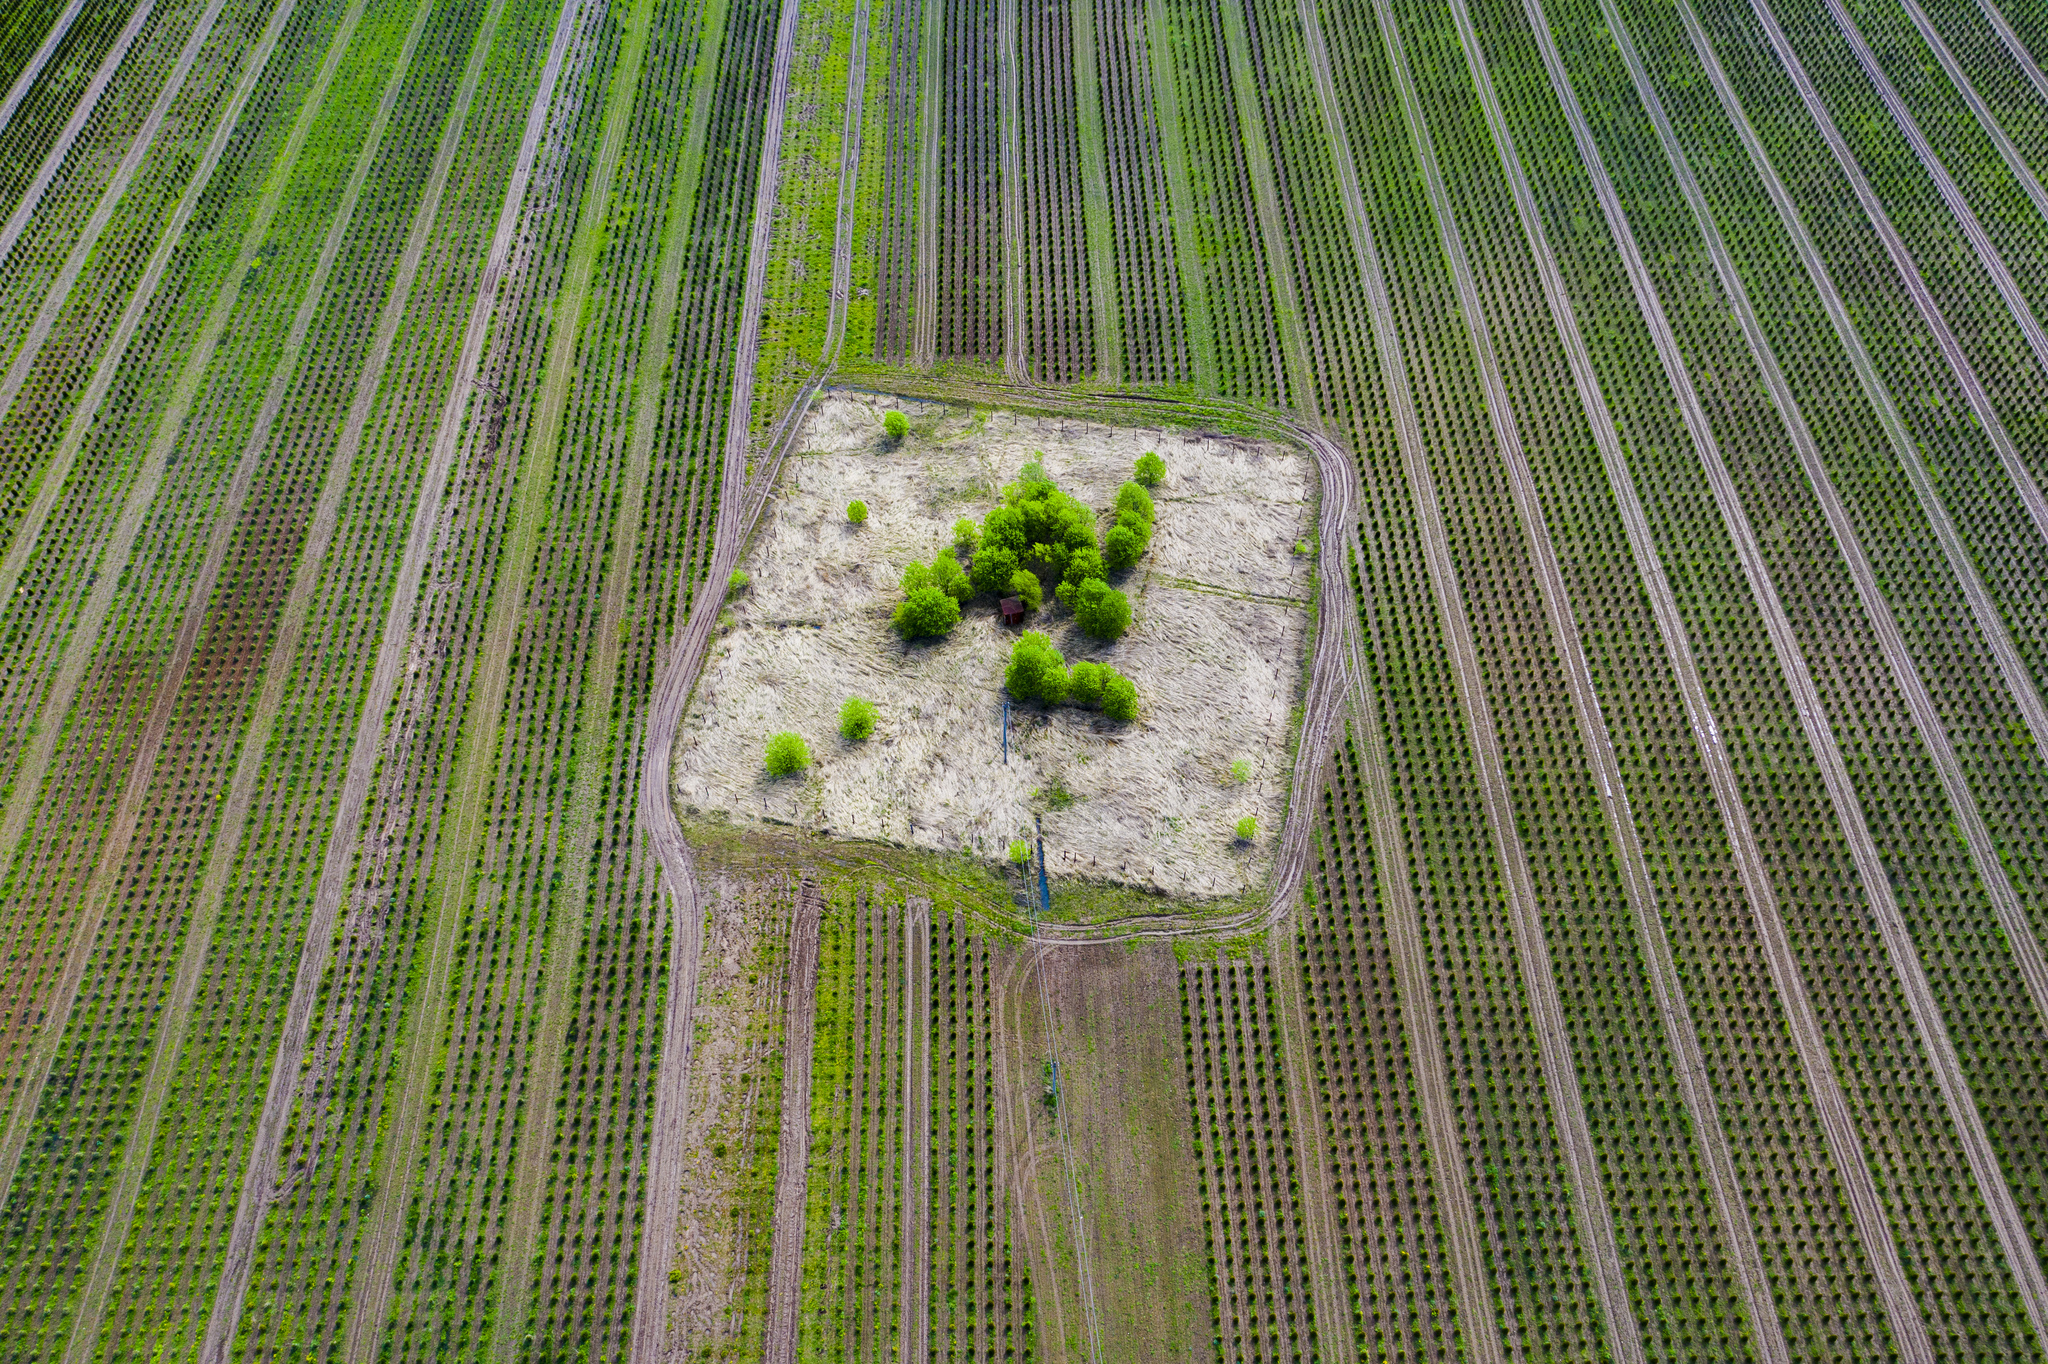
[901,562,931,594]
[1072,577,1131,641]
[1068,661,1109,708]
[1008,839,1031,864]
[1007,569,1042,612]
[970,545,1019,597]
[953,518,980,552]
[1235,815,1257,842]
[893,586,960,639]
[847,500,867,524]
[1101,671,1137,721]
[883,410,908,439]
[1005,631,1069,704]
[1115,481,1154,525]
[1134,451,1165,486]
[1062,545,1105,593]
[1103,522,1144,571]
[764,732,810,776]
[981,505,1026,556]
[928,552,971,603]
[728,568,750,592]
[1230,758,1251,784]
[839,696,877,741]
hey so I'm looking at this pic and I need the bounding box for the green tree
[970,545,1020,596]
[928,552,972,603]
[765,732,810,776]
[1103,522,1144,571]
[1068,661,1108,708]
[1007,569,1043,612]
[847,500,868,524]
[728,568,751,592]
[953,518,980,552]
[893,586,960,639]
[1101,671,1137,721]
[883,410,909,440]
[1072,578,1131,641]
[1134,452,1165,486]
[1005,631,1069,704]
[839,696,877,741]
[1115,481,1154,525]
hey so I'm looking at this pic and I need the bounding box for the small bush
[1116,481,1154,525]
[928,552,971,603]
[727,568,750,592]
[1293,539,1308,555]
[1100,671,1137,721]
[1134,451,1165,486]
[1068,661,1108,708]
[1061,545,1105,593]
[764,732,810,777]
[893,586,960,639]
[839,696,877,741]
[970,545,1019,596]
[953,518,980,552]
[1235,815,1257,843]
[1005,631,1069,704]
[981,505,1026,555]
[1103,522,1144,571]
[883,410,908,439]
[847,500,868,524]
[1072,577,1131,641]
[1008,839,1031,864]
[1007,568,1042,612]
[1230,757,1251,784]
[900,561,931,594]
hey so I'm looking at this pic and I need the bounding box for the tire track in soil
[0,0,227,421]
[1597,0,2048,1336]
[1668,0,2048,762]
[0,0,304,1116]
[0,0,153,248]
[1738,0,2048,549]
[1522,0,1978,1353]
[762,880,826,1364]
[1432,0,1794,1354]
[1897,0,2048,222]
[1359,3,1648,1356]
[43,0,443,1344]
[992,942,1071,1361]
[0,0,90,135]
[1819,0,2048,370]
[194,0,577,1350]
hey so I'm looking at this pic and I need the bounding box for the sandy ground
[673,391,1315,900]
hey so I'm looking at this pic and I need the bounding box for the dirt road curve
[762,882,826,1364]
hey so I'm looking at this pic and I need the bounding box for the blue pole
[1003,698,1009,763]
[1035,815,1050,917]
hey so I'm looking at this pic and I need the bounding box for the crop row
[0,0,142,216]
[1913,0,2048,176]
[1178,953,1316,1362]
[933,0,1001,359]
[1091,0,1186,383]
[1015,0,1094,381]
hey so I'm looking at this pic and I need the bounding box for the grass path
[0,0,154,252]
[50,0,443,1348]
[333,0,659,1353]
[1598,0,2048,1339]
[192,0,576,1352]
[0,0,302,1124]
[0,0,90,133]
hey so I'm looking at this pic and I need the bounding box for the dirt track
[0,0,88,134]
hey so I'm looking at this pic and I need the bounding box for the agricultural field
[0,0,2043,1353]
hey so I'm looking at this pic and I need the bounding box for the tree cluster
[1004,632,1137,721]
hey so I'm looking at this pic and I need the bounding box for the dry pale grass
[673,391,1314,900]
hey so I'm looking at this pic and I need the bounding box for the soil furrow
[1821,0,2048,368]
[1599,0,2048,1335]
[0,0,90,134]
[195,0,577,1349]
[763,880,825,1364]
[37,0,439,1346]
[0,0,152,250]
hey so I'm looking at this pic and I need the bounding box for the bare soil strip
[1669,0,2048,762]
[897,898,931,1364]
[1739,0,2048,547]
[1898,0,2048,220]
[46,0,440,1348]
[1270,935,1360,1364]
[1820,0,2048,369]
[0,0,302,1126]
[763,881,826,1364]
[0,0,151,248]
[0,0,89,134]
[1433,4,1792,1357]
[1523,1,1973,1355]
[0,0,226,415]
[195,0,577,1352]
[1975,0,2048,103]
[1365,5,1647,1358]
[1598,0,2048,1337]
